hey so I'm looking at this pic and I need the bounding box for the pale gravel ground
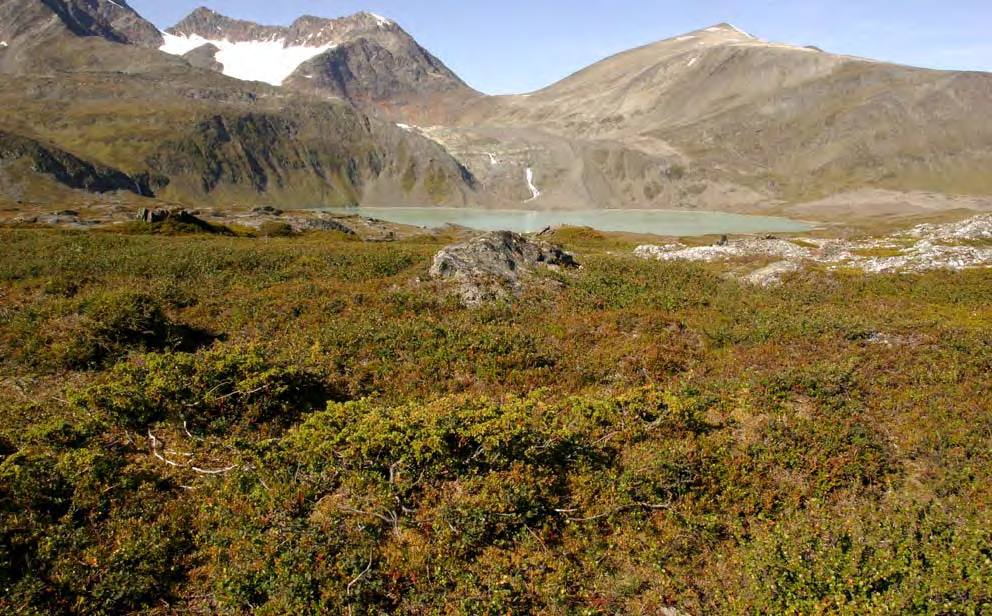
[635,214,992,275]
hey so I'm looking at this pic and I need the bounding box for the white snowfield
[159,32,337,86]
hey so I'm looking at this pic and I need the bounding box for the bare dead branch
[555,500,672,522]
[347,555,374,595]
[191,465,239,475]
[214,385,268,402]
[339,506,402,539]
[149,431,183,467]
[148,431,238,475]
[183,421,204,441]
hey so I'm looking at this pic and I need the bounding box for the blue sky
[129,0,991,94]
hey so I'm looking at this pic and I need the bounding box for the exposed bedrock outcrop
[429,231,579,305]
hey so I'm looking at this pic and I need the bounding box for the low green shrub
[254,221,297,237]
[73,345,335,432]
[722,500,992,614]
[0,445,192,614]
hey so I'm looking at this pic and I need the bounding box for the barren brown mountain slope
[440,24,992,218]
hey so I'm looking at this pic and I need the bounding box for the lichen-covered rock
[635,215,992,275]
[287,216,355,234]
[635,238,809,263]
[429,230,578,305]
[908,214,992,242]
[743,260,802,287]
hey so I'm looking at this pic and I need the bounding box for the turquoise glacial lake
[322,207,812,236]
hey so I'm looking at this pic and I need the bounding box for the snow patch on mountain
[365,12,394,28]
[160,32,208,55]
[726,24,754,38]
[705,23,754,38]
[159,32,336,86]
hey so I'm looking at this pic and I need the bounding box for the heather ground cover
[0,224,989,614]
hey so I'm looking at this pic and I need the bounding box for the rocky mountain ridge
[167,7,399,47]
[158,6,477,115]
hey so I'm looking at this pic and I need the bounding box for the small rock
[136,208,205,225]
[863,331,920,347]
[250,206,284,216]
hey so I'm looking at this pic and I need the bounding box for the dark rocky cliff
[0,129,161,196]
[0,0,162,48]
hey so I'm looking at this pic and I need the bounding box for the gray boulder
[136,208,201,224]
[429,231,578,305]
[286,215,355,235]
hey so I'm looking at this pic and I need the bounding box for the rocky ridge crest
[162,7,475,112]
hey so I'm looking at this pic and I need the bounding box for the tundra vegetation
[0,222,989,615]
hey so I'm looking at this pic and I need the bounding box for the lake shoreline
[313,206,815,236]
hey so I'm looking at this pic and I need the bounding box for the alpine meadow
[0,1,990,614]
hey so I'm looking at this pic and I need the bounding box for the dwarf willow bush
[73,345,334,432]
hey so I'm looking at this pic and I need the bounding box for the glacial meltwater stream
[319,207,813,236]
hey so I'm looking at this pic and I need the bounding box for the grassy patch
[849,246,909,258]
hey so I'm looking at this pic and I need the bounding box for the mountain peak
[167,7,404,46]
[698,22,755,39]
[187,6,222,20]
[169,7,271,39]
[356,11,395,28]
[157,5,472,110]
